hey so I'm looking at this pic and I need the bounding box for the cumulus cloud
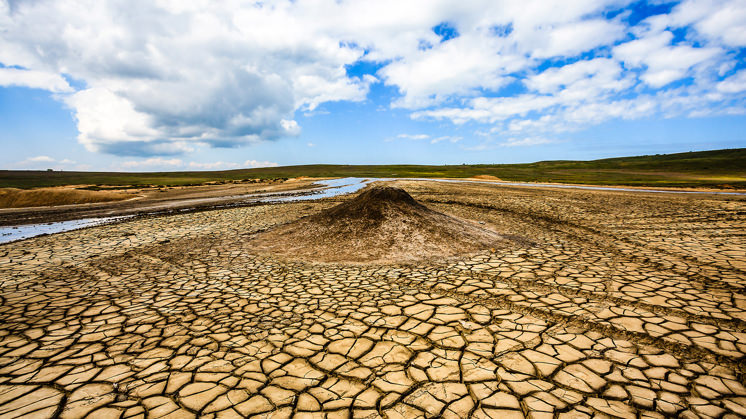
[380,32,520,109]
[410,1,744,139]
[0,0,369,156]
[717,70,746,94]
[1,0,743,154]
[613,31,721,88]
[529,19,626,59]
[525,58,629,95]
[660,0,746,48]
[0,68,72,92]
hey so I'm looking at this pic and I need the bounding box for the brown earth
[471,175,503,181]
[249,186,513,263]
[0,179,745,418]
[0,187,132,208]
[0,178,319,226]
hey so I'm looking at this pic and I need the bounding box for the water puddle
[0,216,133,244]
[1,176,742,244]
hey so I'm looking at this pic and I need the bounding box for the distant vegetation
[2,148,745,189]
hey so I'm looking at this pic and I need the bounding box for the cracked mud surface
[249,186,512,264]
[1,180,745,418]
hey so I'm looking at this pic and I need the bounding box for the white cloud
[717,70,746,93]
[118,158,279,171]
[0,0,743,155]
[244,160,279,168]
[614,31,721,87]
[26,155,55,163]
[380,32,521,109]
[412,15,741,138]
[393,133,461,144]
[397,134,430,140]
[120,158,183,169]
[430,136,462,144]
[401,1,743,137]
[463,141,495,151]
[0,0,636,150]
[0,0,369,156]
[525,58,628,95]
[13,155,78,170]
[500,137,556,147]
[530,19,626,58]
[664,0,746,48]
[413,94,561,124]
[0,68,72,92]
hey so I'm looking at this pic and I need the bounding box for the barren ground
[248,186,513,264]
[1,180,745,418]
[0,179,318,226]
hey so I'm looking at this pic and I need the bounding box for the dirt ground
[0,178,319,226]
[0,180,745,418]
[249,186,512,264]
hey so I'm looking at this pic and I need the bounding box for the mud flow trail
[0,179,745,418]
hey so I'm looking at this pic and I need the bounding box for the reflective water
[270,177,375,201]
[1,177,742,244]
[0,216,133,244]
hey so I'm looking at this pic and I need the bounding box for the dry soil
[0,180,745,418]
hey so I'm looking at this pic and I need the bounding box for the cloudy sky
[1,0,745,171]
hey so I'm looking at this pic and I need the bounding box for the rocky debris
[249,186,512,263]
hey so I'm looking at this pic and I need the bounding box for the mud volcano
[249,185,508,263]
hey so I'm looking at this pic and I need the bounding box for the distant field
[2,148,745,189]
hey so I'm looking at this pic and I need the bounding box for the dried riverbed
[1,179,745,418]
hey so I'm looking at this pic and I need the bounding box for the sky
[1,0,745,172]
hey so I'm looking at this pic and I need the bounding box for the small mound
[248,186,511,264]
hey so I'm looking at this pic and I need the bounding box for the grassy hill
[2,148,745,189]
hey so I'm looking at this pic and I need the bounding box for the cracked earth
[1,180,745,418]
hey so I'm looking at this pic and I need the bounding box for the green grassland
[2,148,745,189]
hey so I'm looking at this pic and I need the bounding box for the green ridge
[2,148,744,189]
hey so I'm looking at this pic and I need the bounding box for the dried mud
[0,180,745,418]
[0,179,318,227]
[249,186,513,264]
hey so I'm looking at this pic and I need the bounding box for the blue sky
[1,0,745,171]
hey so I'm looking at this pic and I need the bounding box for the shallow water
[1,176,742,244]
[270,177,375,201]
[0,216,133,244]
